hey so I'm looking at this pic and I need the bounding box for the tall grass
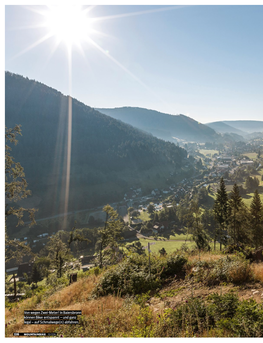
[252,263,263,283]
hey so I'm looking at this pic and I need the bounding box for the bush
[227,259,253,284]
[93,253,187,297]
[170,297,208,334]
[207,291,239,323]
[188,255,253,286]
[217,299,263,337]
[224,243,245,254]
[155,292,263,337]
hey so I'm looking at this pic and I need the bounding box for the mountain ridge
[5,72,187,222]
[96,107,219,143]
[207,120,263,135]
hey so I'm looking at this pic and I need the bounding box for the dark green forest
[5,72,187,220]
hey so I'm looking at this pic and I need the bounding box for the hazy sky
[5,4,263,123]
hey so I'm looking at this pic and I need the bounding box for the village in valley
[7,133,263,275]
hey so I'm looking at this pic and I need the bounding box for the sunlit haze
[5,4,263,123]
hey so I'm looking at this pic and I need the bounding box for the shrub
[227,259,253,284]
[170,297,208,334]
[156,292,263,337]
[206,291,239,323]
[93,253,187,297]
[188,255,253,286]
[217,299,263,337]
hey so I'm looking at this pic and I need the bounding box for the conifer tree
[228,183,244,245]
[250,189,263,248]
[31,263,42,286]
[213,177,229,251]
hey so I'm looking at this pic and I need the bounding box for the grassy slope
[5,252,263,338]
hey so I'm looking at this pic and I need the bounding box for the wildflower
[60,335,63,337]
[5,324,7,328]
[185,300,188,303]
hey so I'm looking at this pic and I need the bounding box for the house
[240,160,254,165]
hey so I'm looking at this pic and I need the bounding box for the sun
[44,5,93,49]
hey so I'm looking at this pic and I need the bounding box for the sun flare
[44,5,93,48]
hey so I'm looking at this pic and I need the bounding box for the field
[127,232,221,254]
[199,149,219,157]
[137,237,195,254]
[242,192,263,207]
[242,152,258,161]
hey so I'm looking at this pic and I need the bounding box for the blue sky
[5,4,263,123]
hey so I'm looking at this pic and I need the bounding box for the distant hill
[206,121,246,136]
[96,107,219,143]
[207,120,263,135]
[5,72,187,222]
[224,121,263,133]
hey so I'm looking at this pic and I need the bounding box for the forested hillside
[5,72,187,220]
[96,107,219,143]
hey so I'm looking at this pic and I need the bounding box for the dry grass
[6,258,263,337]
[5,274,108,336]
[6,296,125,336]
[227,260,253,284]
[252,263,263,283]
[46,274,100,309]
[188,252,224,264]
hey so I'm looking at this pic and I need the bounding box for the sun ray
[9,32,54,61]
[92,5,188,23]
[86,36,168,107]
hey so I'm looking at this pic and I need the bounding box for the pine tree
[250,189,263,248]
[213,177,229,251]
[97,205,123,268]
[228,183,244,245]
[31,263,42,286]
[202,209,217,250]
